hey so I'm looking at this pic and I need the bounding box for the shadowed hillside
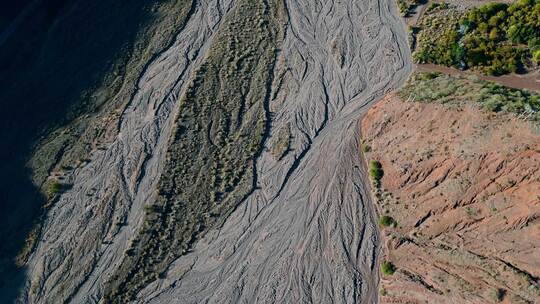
[0,0,187,301]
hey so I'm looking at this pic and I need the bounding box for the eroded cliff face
[9,0,412,303]
[362,95,540,303]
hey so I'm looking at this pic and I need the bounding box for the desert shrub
[47,181,62,196]
[104,1,287,301]
[362,143,372,153]
[379,215,396,227]
[143,204,161,214]
[369,160,384,185]
[490,288,505,302]
[381,261,396,275]
[397,0,424,16]
[427,2,440,12]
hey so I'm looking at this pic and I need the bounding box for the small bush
[144,204,159,214]
[361,143,372,153]
[490,288,505,302]
[381,261,396,275]
[379,215,395,227]
[465,206,478,217]
[47,181,62,196]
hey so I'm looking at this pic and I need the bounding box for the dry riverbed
[16,0,412,303]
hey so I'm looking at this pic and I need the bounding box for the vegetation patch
[14,226,40,267]
[397,0,424,17]
[414,0,540,75]
[398,72,540,121]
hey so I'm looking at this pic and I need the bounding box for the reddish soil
[362,94,540,303]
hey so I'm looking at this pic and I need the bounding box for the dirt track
[22,0,411,303]
[417,64,540,92]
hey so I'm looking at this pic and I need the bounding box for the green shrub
[379,215,396,227]
[369,160,384,184]
[381,261,396,275]
[427,2,439,12]
[143,204,161,214]
[533,49,540,63]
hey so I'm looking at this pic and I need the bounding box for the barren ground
[362,94,540,303]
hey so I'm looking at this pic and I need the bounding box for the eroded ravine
[22,0,411,303]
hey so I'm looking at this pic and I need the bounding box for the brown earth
[361,94,540,303]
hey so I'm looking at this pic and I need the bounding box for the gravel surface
[21,0,411,303]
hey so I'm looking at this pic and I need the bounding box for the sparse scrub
[15,225,41,267]
[143,204,160,214]
[426,1,449,13]
[271,124,291,160]
[398,72,540,121]
[104,1,286,302]
[397,0,424,17]
[465,206,478,217]
[45,179,72,200]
